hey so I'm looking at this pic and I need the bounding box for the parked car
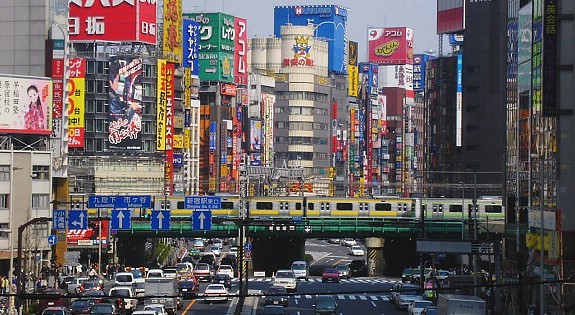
[263,286,289,307]
[322,268,340,283]
[313,295,338,315]
[348,245,365,256]
[177,279,198,299]
[272,270,297,292]
[290,261,309,281]
[203,284,228,303]
[336,264,351,279]
[213,274,232,290]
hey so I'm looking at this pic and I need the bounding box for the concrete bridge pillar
[365,237,385,277]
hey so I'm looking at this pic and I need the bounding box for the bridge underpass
[113,218,499,275]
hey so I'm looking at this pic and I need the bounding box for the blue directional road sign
[111,210,131,230]
[47,234,58,246]
[244,242,252,251]
[184,196,221,209]
[68,210,88,230]
[52,210,66,231]
[151,211,171,230]
[192,210,212,231]
[89,195,152,208]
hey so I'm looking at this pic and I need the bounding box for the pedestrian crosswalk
[232,277,400,284]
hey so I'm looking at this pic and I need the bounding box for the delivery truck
[144,277,179,314]
[437,294,487,315]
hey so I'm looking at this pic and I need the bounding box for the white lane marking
[371,301,377,307]
[337,295,345,299]
[349,295,356,300]
[305,295,312,299]
[370,296,378,300]
[359,295,367,300]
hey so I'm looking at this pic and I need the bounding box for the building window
[97,61,106,74]
[87,60,96,74]
[96,80,105,93]
[86,119,94,132]
[86,99,95,113]
[0,195,7,209]
[0,166,9,181]
[32,194,49,209]
[32,166,50,180]
[0,224,8,239]
[32,223,49,238]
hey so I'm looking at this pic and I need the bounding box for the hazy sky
[183,0,443,61]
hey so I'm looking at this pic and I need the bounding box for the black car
[402,268,415,283]
[348,260,368,277]
[69,299,92,315]
[264,286,288,307]
[213,274,232,290]
[260,305,288,315]
[90,303,118,315]
[178,279,198,299]
[313,295,338,315]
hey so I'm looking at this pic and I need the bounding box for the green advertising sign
[184,12,235,53]
[199,52,234,82]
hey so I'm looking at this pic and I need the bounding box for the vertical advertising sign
[108,56,143,150]
[0,76,52,134]
[165,63,175,195]
[182,19,200,74]
[413,54,431,92]
[456,54,463,147]
[542,0,557,117]
[162,0,182,63]
[368,27,414,65]
[234,17,248,85]
[332,100,338,155]
[156,59,167,151]
[68,57,86,148]
[249,120,262,152]
[348,41,359,97]
[68,0,156,44]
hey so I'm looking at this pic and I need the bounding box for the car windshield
[91,304,113,314]
[215,274,229,280]
[178,281,195,288]
[135,282,145,289]
[207,285,225,290]
[110,289,130,297]
[195,264,208,270]
[336,265,348,271]
[403,268,413,275]
[115,275,132,282]
[42,310,64,315]
[292,264,305,270]
[130,270,143,278]
[415,301,433,308]
[276,271,294,278]
[83,282,98,289]
[219,266,232,271]
[324,268,337,274]
[316,297,335,308]
[144,306,162,312]
[71,300,90,309]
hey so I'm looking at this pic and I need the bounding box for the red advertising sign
[67,219,109,246]
[68,57,86,79]
[220,83,237,96]
[234,17,248,85]
[52,80,64,118]
[52,59,64,79]
[69,0,157,44]
[368,27,414,65]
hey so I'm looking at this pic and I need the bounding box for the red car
[322,267,340,283]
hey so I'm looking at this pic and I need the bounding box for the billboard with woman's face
[0,75,52,134]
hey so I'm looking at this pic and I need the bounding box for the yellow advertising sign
[156,59,167,151]
[173,134,183,149]
[526,232,550,251]
[68,78,85,128]
[162,0,182,63]
[184,129,191,149]
[348,65,358,97]
[548,230,559,260]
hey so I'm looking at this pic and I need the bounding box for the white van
[147,269,164,278]
[291,261,309,281]
[114,272,135,286]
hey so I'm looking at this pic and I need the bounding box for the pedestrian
[2,276,9,294]
[0,276,5,294]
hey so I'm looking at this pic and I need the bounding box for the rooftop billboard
[0,75,52,135]
[274,5,349,74]
[437,0,465,34]
[368,27,414,65]
[69,0,156,44]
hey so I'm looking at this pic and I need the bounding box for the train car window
[359,203,364,211]
[295,202,302,210]
[336,203,353,211]
[449,205,463,212]
[221,202,234,209]
[321,203,325,210]
[433,204,438,212]
[374,203,391,211]
[256,202,273,210]
[161,201,170,210]
[279,202,284,210]
[438,205,443,212]
[283,202,289,210]
[485,205,502,213]
[326,203,330,210]
[308,203,314,210]
[176,201,185,209]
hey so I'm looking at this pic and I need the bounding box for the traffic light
[140,209,150,219]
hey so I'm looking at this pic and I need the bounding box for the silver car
[291,261,309,281]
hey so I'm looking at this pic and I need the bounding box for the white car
[407,299,434,315]
[216,265,234,279]
[272,270,297,292]
[210,245,222,257]
[203,284,228,302]
[348,245,365,256]
[228,247,238,256]
[341,238,357,247]
[147,269,164,278]
[143,304,167,315]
